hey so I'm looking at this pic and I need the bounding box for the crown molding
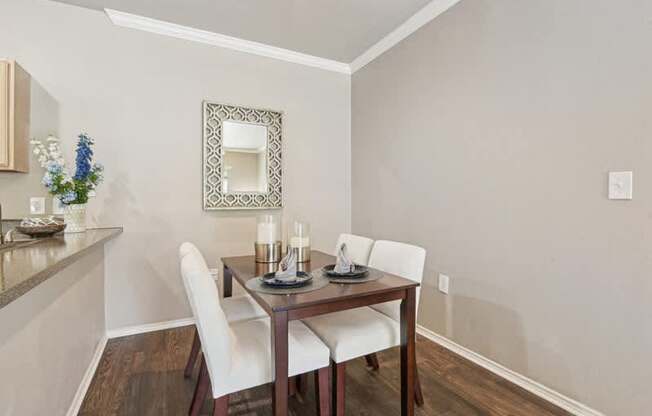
[104,9,351,74]
[106,1,461,76]
[350,0,462,73]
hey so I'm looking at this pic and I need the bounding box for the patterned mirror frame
[203,102,283,210]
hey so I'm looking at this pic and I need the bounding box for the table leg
[223,265,233,298]
[400,288,416,416]
[271,310,289,416]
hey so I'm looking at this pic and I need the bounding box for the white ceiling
[52,0,434,62]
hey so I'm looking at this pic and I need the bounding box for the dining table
[221,250,419,416]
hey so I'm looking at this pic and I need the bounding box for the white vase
[63,203,87,233]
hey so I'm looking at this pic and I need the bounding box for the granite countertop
[0,227,122,309]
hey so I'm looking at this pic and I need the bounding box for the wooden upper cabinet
[0,60,30,172]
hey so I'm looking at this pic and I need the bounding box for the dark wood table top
[222,250,419,314]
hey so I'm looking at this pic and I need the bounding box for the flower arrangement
[31,133,104,205]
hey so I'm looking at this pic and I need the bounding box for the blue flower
[74,133,94,181]
[46,160,63,174]
[60,191,78,204]
[41,172,53,188]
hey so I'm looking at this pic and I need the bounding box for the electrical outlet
[208,268,219,280]
[30,197,46,215]
[608,171,633,200]
[438,273,450,294]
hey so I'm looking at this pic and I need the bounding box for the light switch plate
[438,273,450,294]
[52,198,65,215]
[30,197,46,215]
[609,171,633,200]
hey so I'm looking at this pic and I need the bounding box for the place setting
[322,243,382,284]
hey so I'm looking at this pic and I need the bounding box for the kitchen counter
[0,227,122,309]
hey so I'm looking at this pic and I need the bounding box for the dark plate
[322,264,369,278]
[261,271,313,287]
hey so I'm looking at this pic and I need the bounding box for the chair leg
[289,376,297,397]
[314,367,330,416]
[297,373,309,395]
[364,353,379,371]
[213,395,229,416]
[185,329,201,378]
[414,365,424,406]
[364,354,373,368]
[189,357,210,416]
[331,361,346,416]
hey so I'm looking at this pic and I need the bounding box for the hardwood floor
[79,326,571,416]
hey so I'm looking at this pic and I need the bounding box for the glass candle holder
[255,215,281,263]
[288,221,311,262]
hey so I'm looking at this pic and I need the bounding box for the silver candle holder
[255,241,283,263]
[288,221,311,263]
[255,215,281,263]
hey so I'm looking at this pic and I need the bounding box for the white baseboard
[66,335,108,416]
[106,317,195,339]
[416,325,605,416]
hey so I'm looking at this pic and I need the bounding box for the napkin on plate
[334,243,355,274]
[275,249,298,280]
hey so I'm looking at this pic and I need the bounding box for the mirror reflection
[222,121,268,194]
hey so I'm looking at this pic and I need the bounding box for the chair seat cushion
[302,307,400,363]
[222,295,267,323]
[212,318,330,397]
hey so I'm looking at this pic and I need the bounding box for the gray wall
[0,0,351,329]
[0,247,106,415]
[352,1,651,414]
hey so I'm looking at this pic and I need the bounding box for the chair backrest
[179,241,203,260]
[180,245,233,387]
[334,233,375,266]
[368,240,426,321]
[179,241,220,287]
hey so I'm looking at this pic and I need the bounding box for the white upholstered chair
[303,240,427,415]
[334,233,375,265]
[179,242,267,377]
[180,252,331,416]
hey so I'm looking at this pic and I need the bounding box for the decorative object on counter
[254,214,282,263]
[288,221,311,262]
[31,133,104,233]
[15,216,65,238]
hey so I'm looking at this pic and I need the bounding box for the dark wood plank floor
[79,326,572,416]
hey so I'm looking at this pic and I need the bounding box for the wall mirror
[203,102,282,210]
